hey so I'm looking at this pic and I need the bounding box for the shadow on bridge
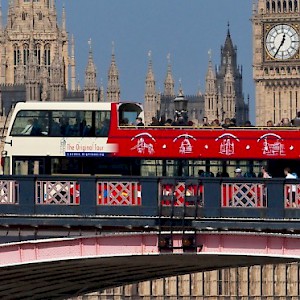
[0,233,298,300]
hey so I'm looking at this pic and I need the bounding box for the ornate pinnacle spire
[86,38,97,75]
[107,41,120,102]
[164,53,175,96]
[62,4,66,32]
[146,50,154,82]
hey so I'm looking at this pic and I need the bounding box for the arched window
[266,1,270,11]
[22,12,26,21]
[295,0,298,11]
[289,0,293,10]
[272,0,276,11]
[23,44,29,65]
[34,44,41,65]
[44,44,51,66]
[283,0,287,11]
[13,44,20,66]
[278,1,281,11]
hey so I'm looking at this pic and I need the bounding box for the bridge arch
[0,233,298,299]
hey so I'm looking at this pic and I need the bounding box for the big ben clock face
[266,24,300,60]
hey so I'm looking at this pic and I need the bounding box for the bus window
[95,111,111,137]
[11,111,49,136]
[118,103,143,126]
[14,158,45,175]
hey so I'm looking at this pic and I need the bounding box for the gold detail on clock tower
[253,0,300,126]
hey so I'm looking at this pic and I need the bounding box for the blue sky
[2,1,255,120]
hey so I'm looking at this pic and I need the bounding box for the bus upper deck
[2,101,300,177]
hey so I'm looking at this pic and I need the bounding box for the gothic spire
[206,49,216,79]
[164,53,175,97]
[86,38,96,74]
[223,22,234,53]
[62,4,66,32]
[84,39,98,102]
[146,50,155,85]
[107,41,120,103]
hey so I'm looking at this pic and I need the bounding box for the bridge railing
[0,176,299,220]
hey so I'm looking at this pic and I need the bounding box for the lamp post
[173,89,188,125]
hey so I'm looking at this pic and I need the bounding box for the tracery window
[14,44,20,66]
[34,44,41,65]
[44,44,51,66]
[23,44,29,65]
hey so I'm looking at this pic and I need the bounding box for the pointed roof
[206,49,216,79]
[86,38,96,74]
[108,41,119,77]
[223,22,235,54]
[146,50,155,82]
[164,53,174,85]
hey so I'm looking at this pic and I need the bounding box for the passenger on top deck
[292,112,300,127]
[135,117,144,126]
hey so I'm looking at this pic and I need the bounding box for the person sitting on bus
[21,119,33,135]
[149,117,160,126]
[278,118,291,127]
[136,117,144,126]
[30,118,42,136]
[96,119,110,137]
[60,117,71,136]
[292,111,300,126]
[222,118,231,129]
[120,118,129,126]
[266,120,274,127]
[234,168,243,178]
[261,166,272,178]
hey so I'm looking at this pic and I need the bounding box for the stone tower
[253,0,300,125]
[0,0,74,93]
[84,39,98,102]
[106,42,120,102]
[164,53,175,97]
[144,51,157,125]
[205,26,248,125]
[204,50,218,122]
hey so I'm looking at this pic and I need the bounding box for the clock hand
[274,34,286,58]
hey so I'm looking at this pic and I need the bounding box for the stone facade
[75,263,300,299]
[253,0,300,126]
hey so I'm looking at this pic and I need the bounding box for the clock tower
[253,0,300,125]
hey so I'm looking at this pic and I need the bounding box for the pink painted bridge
[0,232,299,300]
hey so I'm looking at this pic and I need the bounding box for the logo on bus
[173,134,197,155]
[215,133,240,156]
[257,133,286,156]
[131,133,156,155]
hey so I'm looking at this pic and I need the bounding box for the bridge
[0,175,300,299]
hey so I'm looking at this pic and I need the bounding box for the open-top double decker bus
[2,101,300,178]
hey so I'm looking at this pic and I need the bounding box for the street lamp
[173,87,188,124]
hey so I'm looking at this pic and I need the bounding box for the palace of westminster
[1,0,300,299]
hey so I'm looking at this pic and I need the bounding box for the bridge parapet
[0,176,299,235]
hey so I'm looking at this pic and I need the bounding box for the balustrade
[0,176,298,221]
